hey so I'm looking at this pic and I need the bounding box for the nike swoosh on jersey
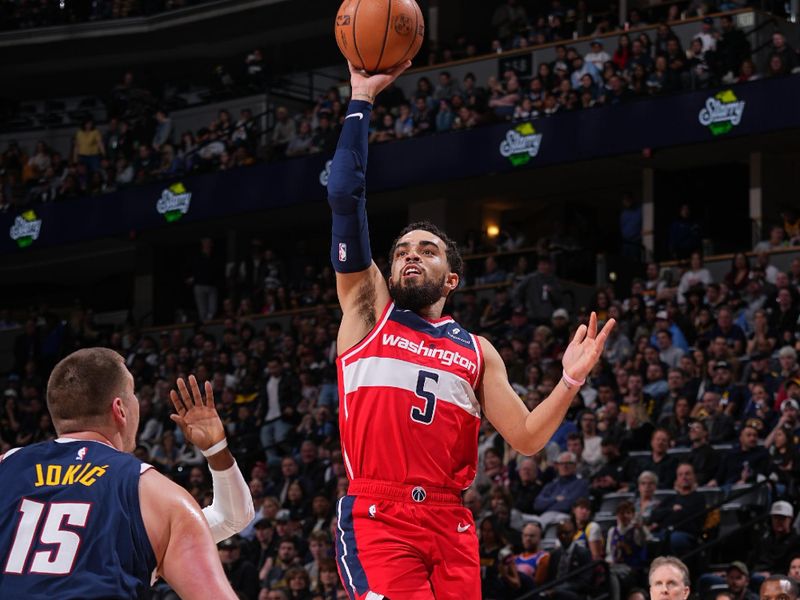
[457,523,471,533]
[345,112,364,120]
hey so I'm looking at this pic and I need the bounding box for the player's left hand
[561,312,616,383]
[169,375,226,452]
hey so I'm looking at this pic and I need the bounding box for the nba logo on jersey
[75,446,88,461]
[338,243,347,262]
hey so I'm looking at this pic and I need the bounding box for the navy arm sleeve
[327,100,373,273]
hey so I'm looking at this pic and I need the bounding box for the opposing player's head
[388,221,462,313]
[47,348,139,452]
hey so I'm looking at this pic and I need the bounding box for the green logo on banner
[499,122,543,166]
[156,182,192,222]
[9,210,42,248]
[698,89,746,136]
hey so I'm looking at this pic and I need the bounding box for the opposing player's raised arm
[170,376,254,542]
[140,469,238,599]
[328,61,410,350]
[479,313,615,455]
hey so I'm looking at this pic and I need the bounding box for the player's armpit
[336,263,390,353]
[139,469,237,600]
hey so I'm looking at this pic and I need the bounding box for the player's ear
[444,271,459,293]
[111,397,126,426]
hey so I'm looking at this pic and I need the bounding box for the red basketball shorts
[334,479,480,600]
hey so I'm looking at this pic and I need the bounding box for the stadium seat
[653,489,677,502]
[697,486,724,508]
[598,492,634,516]
[728,484,769,507]
[595,514,617,537]
[666,447,691,461]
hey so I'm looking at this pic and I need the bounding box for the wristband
[202,438,228,458]
[562,369,585,388]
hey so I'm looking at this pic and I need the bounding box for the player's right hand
[169,375,226,452]
[349,60,412,101]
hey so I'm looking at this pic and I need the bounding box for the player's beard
[389,273,447,313]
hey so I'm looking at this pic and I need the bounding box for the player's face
[388,230,456,312]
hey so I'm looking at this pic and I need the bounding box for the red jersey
[337,302,483,490]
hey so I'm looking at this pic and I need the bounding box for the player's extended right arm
[327,62,410,327]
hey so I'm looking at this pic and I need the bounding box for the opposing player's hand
[561,312,616,383]
[349,60,412,101]
[169,375,226,452]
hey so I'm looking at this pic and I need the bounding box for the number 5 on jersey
[411,370,439,425]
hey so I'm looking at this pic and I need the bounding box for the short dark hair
[390,221,463,279]
[47,348,128,430]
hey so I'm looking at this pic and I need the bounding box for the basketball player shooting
[327,61,616,600]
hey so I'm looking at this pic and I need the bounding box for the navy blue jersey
[0,439,156,599]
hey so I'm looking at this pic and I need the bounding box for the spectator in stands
[585,39,610,71]
[491,0,529,46]
[514,522,549,587]
[677,252,713,305]
[633,470,660,529]
[218,535,259,600]
[571,497,604,561]
[749,501,800,578]
[641,428,678,489]
[768,33,798,73]
[613,34,631,71]
[789,556,800,582]
[755,226,788,253]
[73,118,105,174]
[271,107,296,159]
[725,561,759,600]
[152,109,173,151]
[515,256,563,325]
[533,451,589,527]
[692,390,736,444]
[544,519,593,600]
[188,237,223,323]
[650,463,705,555]
[668,205,703,261]
[607,500,648,599]
[619,192,643,260]
[510,456,545,513]
[686,418,719,485]
[286,121,313,157]
[659,394,691,447]
[708,424,769,488]
[590,437,634,503]
[259,357,300,467]
[716,15,751,78]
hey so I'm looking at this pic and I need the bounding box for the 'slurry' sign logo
[157,182,192,222]
[698,89,746,136]
[499,122,543,166]
[10,210,42,248]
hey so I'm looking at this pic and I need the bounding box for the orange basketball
[335,0,424,74]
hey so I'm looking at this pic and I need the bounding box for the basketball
[335,0,424,74]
